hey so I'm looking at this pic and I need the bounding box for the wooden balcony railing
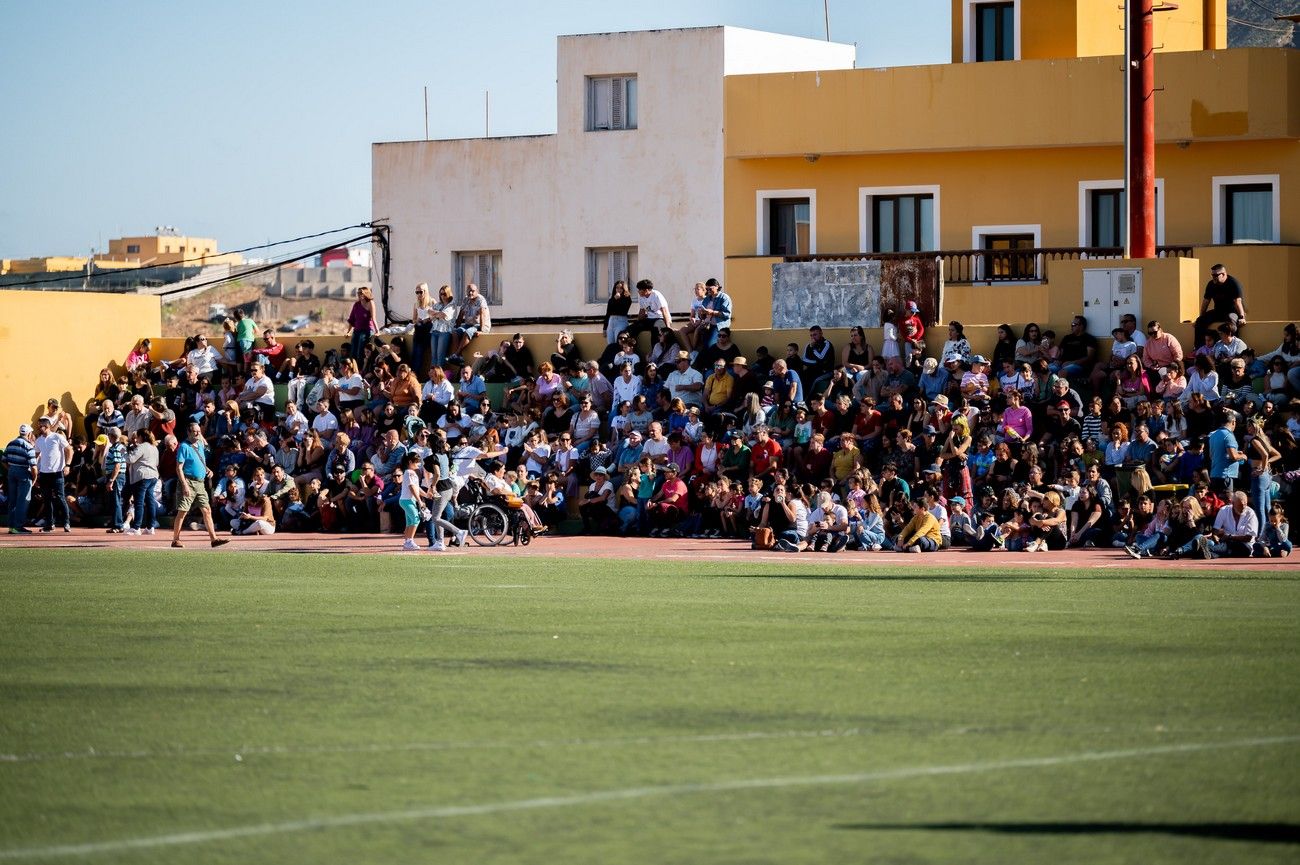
[784,246,1195,284]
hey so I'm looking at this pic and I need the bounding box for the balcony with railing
[783,246,1196,285]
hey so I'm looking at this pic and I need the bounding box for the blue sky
[0,1,949,258]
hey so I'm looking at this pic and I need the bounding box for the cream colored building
[372,26,855,322]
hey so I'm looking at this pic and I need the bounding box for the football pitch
[1,549,1297,864]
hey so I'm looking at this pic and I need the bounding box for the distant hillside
[1228,0,1299,47]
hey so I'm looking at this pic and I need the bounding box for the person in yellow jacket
[894,498,942,553]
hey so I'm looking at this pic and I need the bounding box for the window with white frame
[757,189,817,255]
[454,251,503,306]
[1077,180,1166,248]
[1212,175,1279,244]
[859,186,940,253]
[587,76,637,131]
[963,0,1019,62]
[586,246,637,303]
[972,224,1041,280]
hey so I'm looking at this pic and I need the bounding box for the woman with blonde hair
[940,414,973,501]
[410,283,434,380]
[1026,490,1067,552]
[336,358,366,412]
[295,429,328,491]
[429,284,457,369]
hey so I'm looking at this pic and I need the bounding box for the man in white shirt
[283,402,308,443]
[310,398,339,442]
[665,350,705,409]
[123,394,152,437]
[641,422,671,467]
[1199,490,1259,559]
[33,417,73,532]
[628,278,672,339]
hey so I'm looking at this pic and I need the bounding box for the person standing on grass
[171,422,229,549]
[33,416,72,533]
[398,452,430,551]
[5,423,38,534]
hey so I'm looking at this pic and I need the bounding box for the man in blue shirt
[4,423,37,533]
[698,278,733,349]
[1207,411,1247,495]
[171,422,229,549]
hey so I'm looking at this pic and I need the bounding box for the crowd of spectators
[3,269,1297,559]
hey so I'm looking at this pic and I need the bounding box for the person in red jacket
[901,301,926,366]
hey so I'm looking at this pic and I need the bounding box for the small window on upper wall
[586,247,638,303]
[587,76,637,131]
[1224,184,1274,244]
[965,0,1017,62]
[126,244,140,254]
[454,250,503,306]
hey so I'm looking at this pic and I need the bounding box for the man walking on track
[171,421,229,549]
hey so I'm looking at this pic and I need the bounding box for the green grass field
[1,549,1298,864]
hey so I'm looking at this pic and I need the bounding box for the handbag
[752,526,775,550]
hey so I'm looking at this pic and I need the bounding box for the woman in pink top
[347,286,377,366]
[999,388,1033,444]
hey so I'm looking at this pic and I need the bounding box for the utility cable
[5,223,374,288]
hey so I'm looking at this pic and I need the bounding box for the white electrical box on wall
[1081,268,1143,335]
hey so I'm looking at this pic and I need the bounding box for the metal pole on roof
[485,90,491,137]
[423,86,429,141]
[824,0,831,40]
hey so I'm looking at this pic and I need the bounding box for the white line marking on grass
[1,736,1296,860]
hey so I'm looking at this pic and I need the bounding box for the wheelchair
[453,477,533,546]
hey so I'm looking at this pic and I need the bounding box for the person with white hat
[4,424,37,533]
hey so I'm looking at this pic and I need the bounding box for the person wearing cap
[579,464,617,533]
[703,358,734,416]
[646,461,689,536]
[666,349,705,410]
[960,356,990,406]
[900,302,926,365]
[5,423,38,533]
[721,355,759,415]
[918,356,949,402]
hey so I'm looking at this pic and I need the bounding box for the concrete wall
[0,291,161,437]
[373,27,852,324]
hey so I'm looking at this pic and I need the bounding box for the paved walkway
[1,530,1295,571]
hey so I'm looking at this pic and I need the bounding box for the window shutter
[610,249,628,287]
[592,78,612,129]
[611,78,625,130]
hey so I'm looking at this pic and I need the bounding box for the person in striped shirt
[4,424,37,533]
[103,428,128,533]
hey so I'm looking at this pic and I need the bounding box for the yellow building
[722,0,1297,350]
[95,234,243,267]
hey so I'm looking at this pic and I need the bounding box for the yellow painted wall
[0,291,161,438]
[725,49,1297,159]
[1189,244,1300,320]
[725,140,1300,258]
[951,0,1217,62]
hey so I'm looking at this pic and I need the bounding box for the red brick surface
[1,530,1295,571]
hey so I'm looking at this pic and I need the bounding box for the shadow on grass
[832,822,1300,844]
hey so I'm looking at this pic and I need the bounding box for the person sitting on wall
[1194,263,1246,345]
[625,279,673,342]
[1058,315,1099,382]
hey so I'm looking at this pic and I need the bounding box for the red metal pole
[1129,0,1156,258]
